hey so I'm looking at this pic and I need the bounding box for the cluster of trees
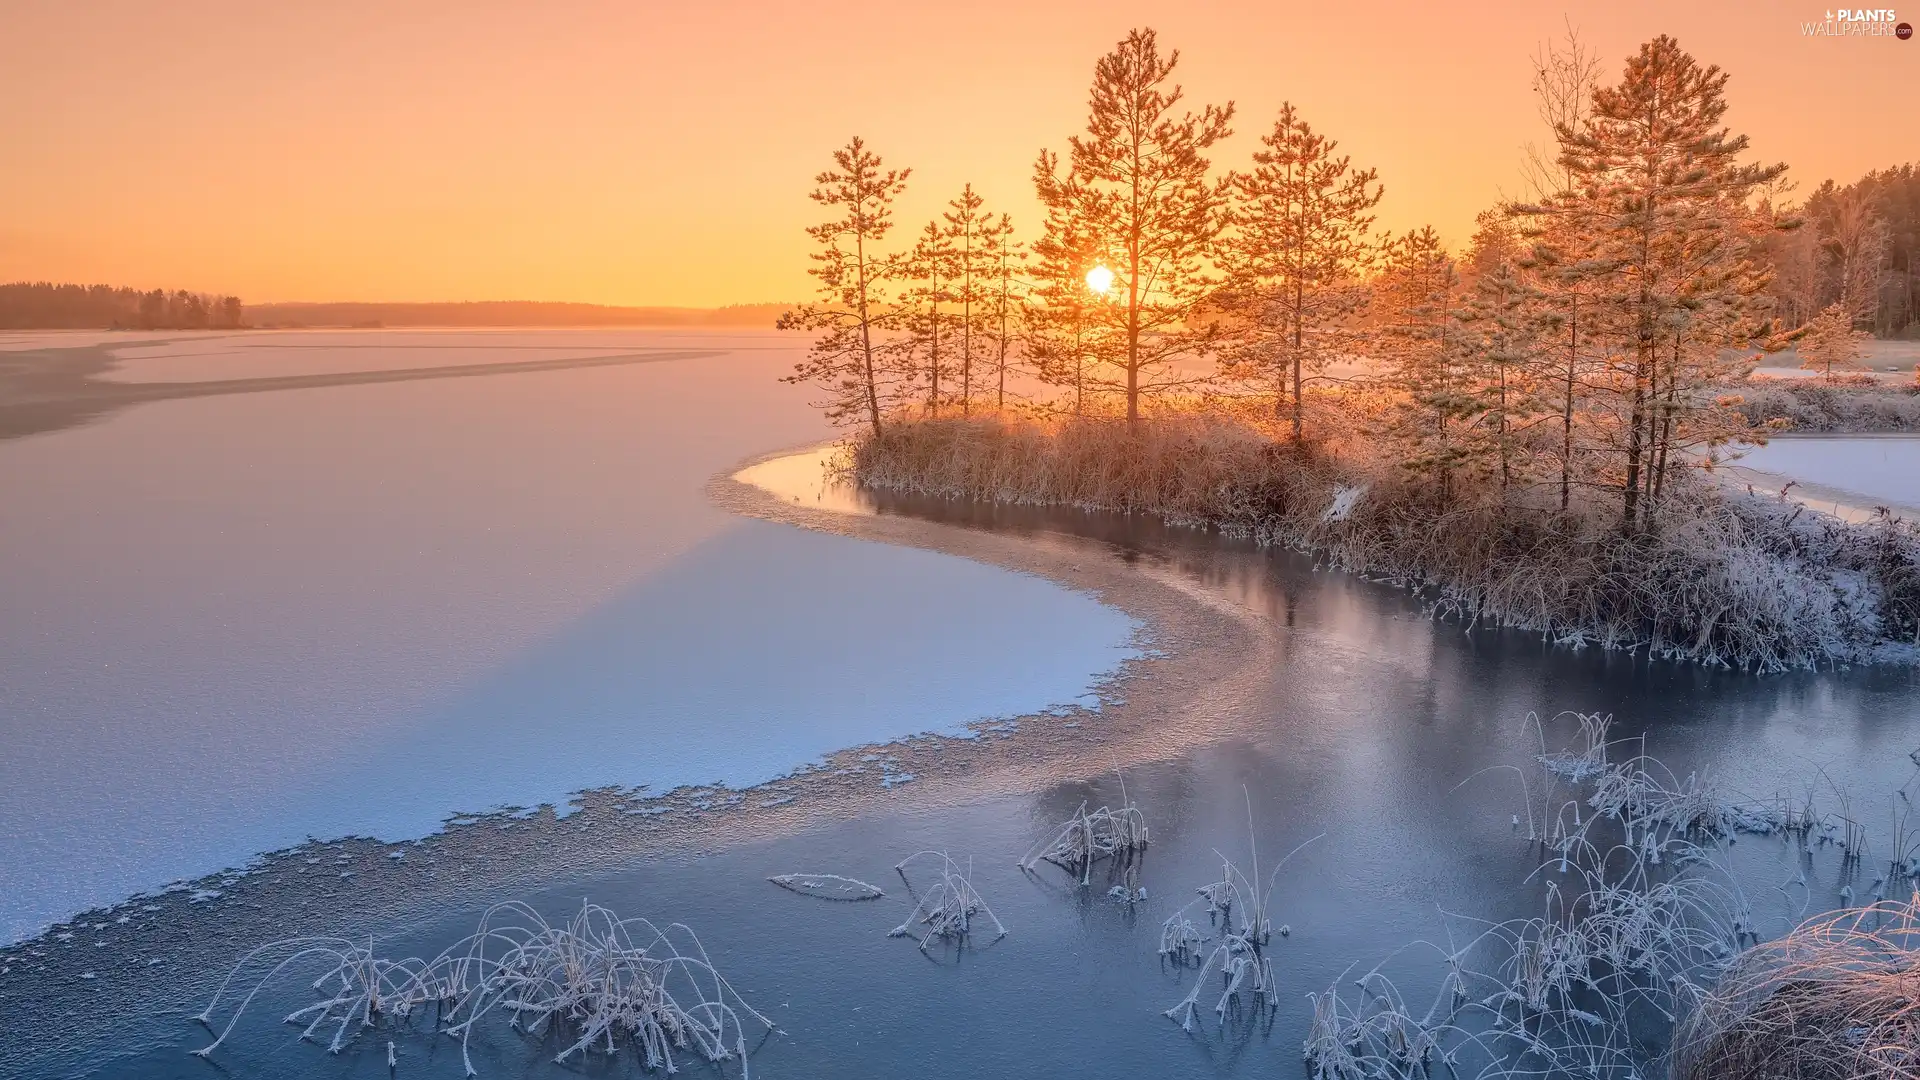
[1767,164,1920,339]
[0,283,244,330]
[783,28,1903,531]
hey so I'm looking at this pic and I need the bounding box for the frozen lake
[0,330,1140,944]
[29,464,1920,1080]
[1731,434,1920,517]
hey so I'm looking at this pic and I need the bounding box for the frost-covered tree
[1512,26,1603,510]
[1797,302,1871,382]
[1038,27,1234,427]
[1373,227,1470,504]
[1820,185,1892,322]
[1550,36,1786,530]
[1453,215,1544,493]
[1221,102,1382,439]
[1027,165,1115,416]
[900,217,956,416]
[939,185,1002,417]
[979,212,1026,413]
[780,137,911,435]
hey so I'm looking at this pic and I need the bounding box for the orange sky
[0,1,1910,307]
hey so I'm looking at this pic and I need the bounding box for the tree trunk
[1560,295,1576,512]
[1622,350,1649,533]
[856,227,883,437]
[1290,278,1305,441]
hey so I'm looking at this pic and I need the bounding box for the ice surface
[1732,436,1920,511]
[0,330,1139,943]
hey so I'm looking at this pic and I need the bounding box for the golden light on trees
[1085,264,1115,295]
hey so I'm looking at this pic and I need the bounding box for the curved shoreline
[0,442,1276,1076]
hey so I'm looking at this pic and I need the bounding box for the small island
[782,28,1920,675]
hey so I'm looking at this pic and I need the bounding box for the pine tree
[1453,215,1542,493]
[1221,102,1381,440]
[779,137,911,436]
[1039,27,1234,427]
[1552,36,1786,530]
[1027,162,1113,416]
[1512,26,1602,511]
[940,185,1001,417]
[980,212,1026,413]
[1797,301,1871,381]
[901,218,956,415]
[1374,227,1470,504]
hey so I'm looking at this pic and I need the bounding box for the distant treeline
[244,301,792,328]
[0,283,244,330]
[1771,163,1920,338]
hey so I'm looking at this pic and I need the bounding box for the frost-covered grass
[1735,375,1920,433]
[1158,793,1321,1032]
[1300,711,1920,1080]
[1674,897,1920,1080]
[194,901,770,1077]
[1018,777,1151,888]
[851,415,1920,672]
[889,851,1007,951]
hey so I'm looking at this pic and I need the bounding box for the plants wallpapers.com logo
[1800,8,1913,35]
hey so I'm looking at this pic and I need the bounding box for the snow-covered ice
[1732,435,1920,513]
[0,330,1140,943]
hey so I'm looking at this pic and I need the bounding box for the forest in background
[244,301,791,329]
[0,283,244,330]
[0,290,791,331]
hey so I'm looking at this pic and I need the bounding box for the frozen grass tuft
[1018,775,1150,887]
[193,901,771,1077]
[1673,897,1920,1080]
[890,851,1007,951]
[1161,790,1323,1032]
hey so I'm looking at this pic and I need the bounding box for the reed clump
[194,901,770,1077]
[1673,898,1920,1080]
[1018,781,1150,887]
[890,851,1007,951]
[851,414,1920,672]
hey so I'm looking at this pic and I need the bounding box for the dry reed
[852,414,1920,672]
[1672,898,1920,1080]
[194,901,770,1077]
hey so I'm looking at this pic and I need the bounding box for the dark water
[62,490,1920,1080]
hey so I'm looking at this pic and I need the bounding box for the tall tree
[1027,166,1112,416]
[979,212,1026,413]
[940,185,1000,417]
[1038,27,1234,427]
[901,218,955,415]
[1221,102,1382,439]
[1454,215,1543,494]
[1820,184,1892,322]
[1518,23,1602,202]
[1552,36,1786,530]
[1512,25,1603,510]
[1374,227,1471,505]
[779,137,911,436]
